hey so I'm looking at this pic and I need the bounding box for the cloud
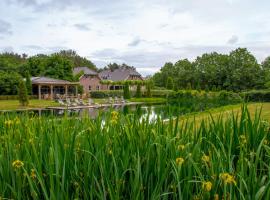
[0,46,14,52]
[4,0,37,7]
[0,20,12,36]
[74,23,91,31]
[128,37,142,46]
[23,45,43,50]
[227,35,239,44]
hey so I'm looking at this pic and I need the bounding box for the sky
[0,0,270,75]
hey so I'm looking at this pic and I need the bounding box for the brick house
[73,67,103,93]
[99,68,143,90]
[73,67,143,93]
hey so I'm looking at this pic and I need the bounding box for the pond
[1,104,180,121]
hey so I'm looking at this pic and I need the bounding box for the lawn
[0,98,167,111]
[0,100,59,110]
[181,102,270,123]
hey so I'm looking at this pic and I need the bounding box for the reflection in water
[1,104,180,121]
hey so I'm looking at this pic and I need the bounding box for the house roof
[99,68,142,81]
[31,77,79,85]
[73,67,98,75]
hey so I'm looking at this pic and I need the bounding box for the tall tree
[18,80,29,106]
[166,77,174,90]
[135,83,142,98]
[123,82,131,99]
[25,71,32,95]
[229,48,262,90]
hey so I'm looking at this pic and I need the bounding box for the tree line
[0,50,97,95]
[152,48,270,91]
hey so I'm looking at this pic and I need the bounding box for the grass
[0,100,59,110]
[181,102,270,123]
[1,105,270,199]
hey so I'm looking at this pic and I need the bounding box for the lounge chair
[114,97,120,104]
[120,96,126,104]
[74,98,86,106]
[88,98,94,105]
[66,98,77,107]
[107,97,113,104]
[58,99,67,107]
[79,99,87,106]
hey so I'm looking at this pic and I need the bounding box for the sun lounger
[114,97,120,104]
[107,97,113,104]
[120,96,126,104]
[66,98,77,107]
[58,99,67,107]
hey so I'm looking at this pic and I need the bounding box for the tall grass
[0,105,270,199]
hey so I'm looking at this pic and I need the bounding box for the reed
[0,105,269,199]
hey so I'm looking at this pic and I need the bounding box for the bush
[18,80,29,106]
[124,82,131,99]
[168,90,242,114]
[90,90,124,98]
[241,90,270,102]
[135,83,142,98]
[148,90,174,97]
[0,95,38,100]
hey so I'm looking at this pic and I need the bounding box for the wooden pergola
[31,77,79,100]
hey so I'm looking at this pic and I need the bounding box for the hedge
[89,89,173,99]
[167,90,243,113]
[241,90,270,102]
[0,95,38,100]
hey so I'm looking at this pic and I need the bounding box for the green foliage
[25,71,32,95]
[0,71,21,95]
[168,90,242,113]
[152,48,267,91]
[100,63,135,72]
[241,90,270,102]
[146,82,152,97]
[135,83,142,98]
[166,77,174,90]
[123,82,131,99]
[0,106,270,199]
[0,95,37,100]
[90,90,124,98]
[186,82,192,90]
[205,84,209,92]
[18,80,29,106]
[55,50,97,70]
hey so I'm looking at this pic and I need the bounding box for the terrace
[31,77,79,100]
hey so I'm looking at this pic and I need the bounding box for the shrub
[90,90,124,98]
[0,95,38,100]
[168,90,242,114]
[241,90,270,102]
[135,83,142,98]
[166,77,174,90]
[124,82,131,99]
[18,80,29,106]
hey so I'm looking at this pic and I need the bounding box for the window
[96,85,100,90]
[89,85,92,91]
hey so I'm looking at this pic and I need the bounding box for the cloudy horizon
[1,0,270,75]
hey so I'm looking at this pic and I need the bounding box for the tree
[186,83,192,90]
[262,56,270,85]
[174,59,196,89]
[18,80,29,106]
[136,83,142,98]
[229,48,262,91]
[166,77,174,90]
[25,71,32,95]
[123,82,131,99]
[146,81,152,97]
[0,71,21,95]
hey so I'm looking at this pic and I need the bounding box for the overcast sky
[0,0,270,75]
